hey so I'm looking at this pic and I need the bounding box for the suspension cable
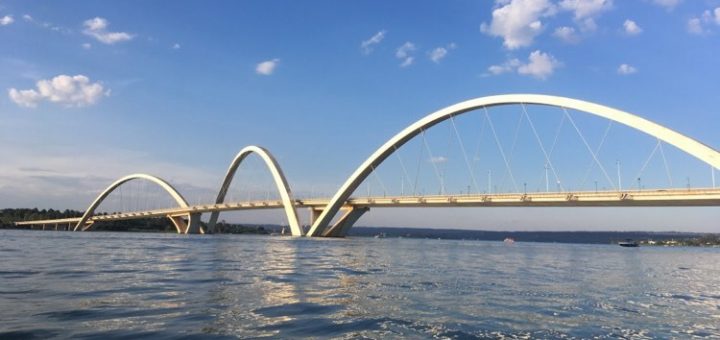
[540,112,566,190]
[522,104,563,191]
[484,107,518,192]
[451,114,480,194]
[471,111,488,177]
[658,140,673,187]
[635,140,661,182]
[422,129,445,195]
[413,131,425,196]
[393,145,414,193]
[579,120,613,187]
[563,107,616,190]
[369,164,388,197]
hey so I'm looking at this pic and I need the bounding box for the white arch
[307,94,720,236]
[74,173,190,232]
[207,145,302,236]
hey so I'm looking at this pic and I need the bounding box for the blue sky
[1,0,720,231]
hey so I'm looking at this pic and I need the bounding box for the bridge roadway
[15,187,720,231]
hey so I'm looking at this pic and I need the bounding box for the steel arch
[74,173,190,232]
[206,145,302,236]
[307,94,720,236]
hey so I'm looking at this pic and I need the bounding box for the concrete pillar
[323,207,370,237]
[309,208,323,226]
[168,213,203,234]
[186,213,203,234]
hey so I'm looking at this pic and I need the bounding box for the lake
[1,229,719,338]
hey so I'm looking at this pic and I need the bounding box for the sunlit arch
[74,173,190,233]
[207,145,302,236]
[307,94,720,236]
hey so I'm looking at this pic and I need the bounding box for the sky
[1,0,720,231]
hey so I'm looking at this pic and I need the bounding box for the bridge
[15,94,720,237]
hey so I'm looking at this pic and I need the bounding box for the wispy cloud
[82,17,133,44]
[360,30,386,55]
[0,15,13,26]
[650,0,681,10]
[622,19,642,35]
[553,26,580,43]
[429,156,448,164]
[687,8,720,35]
[617,63,637,75]
[8,74,108,108]
[256,58,280,75]
[396,42,416,67]
[428,43,457,63]
[486,50,561,80]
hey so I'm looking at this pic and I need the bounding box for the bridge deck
[15,187,720,227]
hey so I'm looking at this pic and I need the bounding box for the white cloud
[8,74,107,108]
[623,19,642,35]
[82,17,133,44]
[553,26,580,43]
[0,15,13,26]
[429,156,448,164]
[559,0,612,20]
[481,0,555,49]
[687,18,704,34]
[487,58,522,75]
[172,43,181,49]
[360,30,386,55]
[687,8,720,35]
[651,0,681,10]
[429,47,447,63]
[22,14,33,22]
[428,43,456,63]
[617,63,637,75]
[82,43,92,49]
[396,42,416,67]
[517,50,561,79]
[487,50,560,79]
[256,58,280,75]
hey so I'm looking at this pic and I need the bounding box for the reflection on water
[1,230,719,338]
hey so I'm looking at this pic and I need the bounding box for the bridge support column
[186,213,203,234]
[309,208,323,226]
[168,213,203,234]
[322,207,369,237]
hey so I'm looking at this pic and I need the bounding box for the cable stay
[413,131,425,195]
[635,139,673,188]
[498,109,525,192]
[563,107,617,191]
[470,110,488,182]
[521,104,563,192]
[538,111,566,191]
[421,129,446,195]
[450,114,480,194]
[658,141,673,187]
[579,120,613,188]
[369,164,388,197]
[484,107,518,193]
[393,145,414,195]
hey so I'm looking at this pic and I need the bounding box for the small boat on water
[618,239,639,247]
[503,237,515,244]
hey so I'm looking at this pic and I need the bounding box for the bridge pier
[323,206,369,237]
[168,213,203,234]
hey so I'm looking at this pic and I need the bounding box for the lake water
[1,229,719,339]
